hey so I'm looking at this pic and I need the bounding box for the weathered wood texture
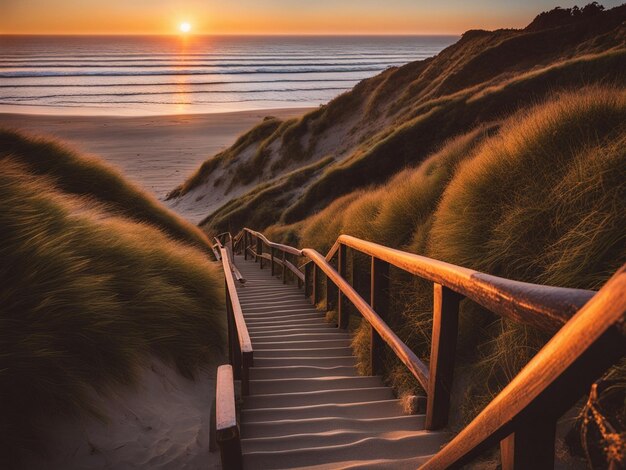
[215,365,243,470]
[426,284,462,431]
[222,228,620,470]
[420,266,626,469]
[220,246,253,394]
[303,248,430,390]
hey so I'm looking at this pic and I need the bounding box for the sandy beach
[0,108,311,203]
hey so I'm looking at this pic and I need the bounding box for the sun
[179,22,191,33]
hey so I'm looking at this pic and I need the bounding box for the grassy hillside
[168,4,626,235]
[265,87,626,467]
[0,130,213,253]
[0,133,226,466]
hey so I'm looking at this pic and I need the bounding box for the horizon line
[0,32,469,37]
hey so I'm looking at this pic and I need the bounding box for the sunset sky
[1,0,623,35]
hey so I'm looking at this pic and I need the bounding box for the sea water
[0,35,456,115]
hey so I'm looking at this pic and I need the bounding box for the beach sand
[0,108,311,204]
[22,358,222,470]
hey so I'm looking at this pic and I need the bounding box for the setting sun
[179,22,191,33]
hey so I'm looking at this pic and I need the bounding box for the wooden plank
[337,235,595,332]
[285,259,305,282]
[426,284,462,430]
[215,365,243,470]
[244,228,303,257]
[220,245,252,391]
[420,266,626,469]
[370,257,390,376]
[338,244,349,329]
[303,248,430,390]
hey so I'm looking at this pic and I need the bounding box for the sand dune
[22,359,221,470]
[0,108,310,206]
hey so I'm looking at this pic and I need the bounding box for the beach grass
[0,134,226,465]
[263,87,626,460]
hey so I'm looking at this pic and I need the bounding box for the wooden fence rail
[227,227,625,469]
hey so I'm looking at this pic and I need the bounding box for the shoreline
[0,107,313,206]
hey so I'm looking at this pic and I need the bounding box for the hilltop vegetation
[0,131,225,466]
[168,4,626,234]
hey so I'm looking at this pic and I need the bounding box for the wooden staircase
[235,255,448,469]
[212,229,626,470]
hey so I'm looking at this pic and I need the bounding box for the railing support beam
[370,257,390,376]
[426,283,461,430]
[304,262,313,299]
[500,420,557,470]
[337,244,349,329]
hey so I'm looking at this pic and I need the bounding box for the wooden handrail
[232,227,623,469]
[420,266,626,469]
[244,228,303,257]
[303,248,430,389]
[215,365,243,470]
[336,235,594,333]
[219,246,253,394]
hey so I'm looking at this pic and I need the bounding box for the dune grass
[0,130,213,253]
[263,87,626,465]
[0,143,226,465]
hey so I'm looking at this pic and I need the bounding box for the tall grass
[0,130,212,253]
[0,154,226,465]
[263,87,626,464]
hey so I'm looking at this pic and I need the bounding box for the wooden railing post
[258,239,263,269]
[426,283,462,430]
[370,257,390,376]
[243,231,248,260]
[226,280,234,366]
[337,244,349,329]
[312,264,320,306]
[500,421,557,470]
[282,252,287,284]
[304,262,313,299]
[326,273,337,311]
[270,247,275,276]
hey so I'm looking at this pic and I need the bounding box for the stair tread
[231,255,442,468]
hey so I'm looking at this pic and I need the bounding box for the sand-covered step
[243,309,320,319]
[252,355,357,367]
[250,327,341,338]
[291,454,435,470]
[247,323,327,333]
[241,431,449,469]
[251,332,350,343]
[240,301,312,311]
[237,293,305,302]
[250,375,383,394]
[242,414,425,439]
[241,399,405,423]
[245,312,323,323]
[243,387,395,409]
[249,365,358,380]
[241,428,430,453]
[252,338,352,350]
[241,400,407,423]
[253,347,353,358]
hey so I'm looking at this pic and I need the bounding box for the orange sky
[1,1,621,35]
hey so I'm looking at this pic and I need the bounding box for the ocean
[0,35,456,115]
